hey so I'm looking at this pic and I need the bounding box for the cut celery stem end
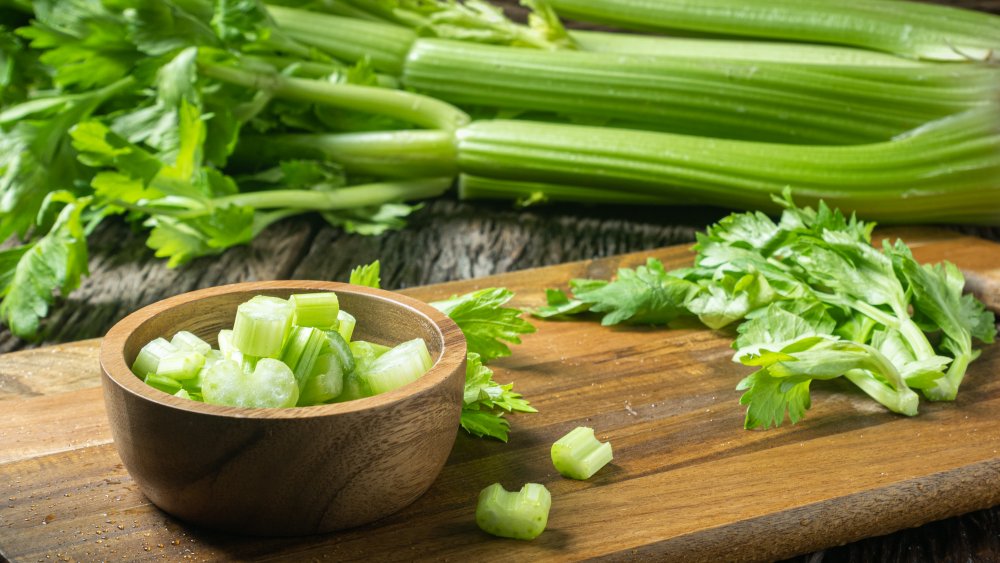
[156,351,206,382]
[551,426,613,480]
[144,373,183,395]
[218,329,242,363]
[325,329,356,375]
[350,340,391,358]
[174,388,193,400]
[232,295,295,358]
[202,358,299,408]
[290,292,340,328]
[476,483,551,540]
[131,337,177,377]
[298,351,346,405]
[281,326,328,389]
[360,338,433,395]
[337,310,357,343]
[170,330,211,356]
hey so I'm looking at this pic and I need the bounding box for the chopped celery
[131,337,177,377]
[218,329,243,363]
[174,388,192,400]
[170,330,211,356]
[336,310,357,342]
[350,339,391,358]
[290,292,340,328]
[358,338,433,395]
[144,373,183,395]
[231,295,295,358]
[551,426,613,480]
[280,326,328,389]
[298,350,346,405]
[202,358,299,408]
[156,350,206,381]
[334,340,392,401]
[475,483,551,540]
[325,329,356,375]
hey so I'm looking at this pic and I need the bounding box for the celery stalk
[290,292,340,329]
[335,310,357,343]
[280,326,328,389]
[359,338,433,395]
[232,295,295,358]
[131,337,177,377]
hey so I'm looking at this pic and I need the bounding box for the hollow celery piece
[202,358,299,408]
[476,483,551,540]
[218,329,242,363]
[336,310,357,343]
[232,295,295,358]
[156,351,206,382]
[298,351,346,405]
[551,426,613,480]
[359,338,433,395]
[144,373,183,395]
[131,337,177,377]
[280,326,328,389]
[170,330,211,356]
[332,340,384,402]
[290,292,340,328]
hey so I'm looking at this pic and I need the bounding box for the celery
[326,329,357,375]
[290,292,340,329]
[174,388,193,400]
[358,338,433,395]
[548,0,1000,61]
[156,351,206,382]
[202,358,299,408]
[551,427,613,480]
[144,373,183,395]
[280,326,328,389]
[231,295,295,358]
[217,330,242,363]
[131,337,178,377]
[336,310,357,343]
[298,350,346,405]
[475,483,551,541]
[170,330,212,356]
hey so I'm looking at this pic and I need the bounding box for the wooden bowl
[99,281,466,536]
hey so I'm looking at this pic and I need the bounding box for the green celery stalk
[547,0,1000,61]
[458,175,679,206]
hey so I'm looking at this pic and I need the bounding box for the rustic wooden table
[3,0,1000,560]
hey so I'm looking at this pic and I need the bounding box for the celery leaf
[349,260,381,289]
[431,288,536,362]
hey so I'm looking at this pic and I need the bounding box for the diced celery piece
[290,292,340,328]
[170,330,211,356]
[131,337,177,377]
[202,358,299,408]
[174,388,193,400]
[203,349,224,368]
[550,427,613,480]
[325,329,356,375]
[336,310,357,342]
[144,373,182,395]
[298,351,346,405]
[475,483,551,540]
[156,350,205,381]
[349,340,391,359]
[217,329,242,363]
[280,326,327,389]
[359,338,433,395]
[231,295,294,358]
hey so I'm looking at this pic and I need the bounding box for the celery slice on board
[475,483,551,540]
[551,426,613,480]
[290,292,340,328]
[131,337,177,377]
[231,295,295,357]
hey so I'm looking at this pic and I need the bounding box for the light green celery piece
[156,350,206,381]
[551,426,613,480]
[333,339,383,402]
[218,329,242,363]
[325,329,356,375]
[337,310,357,342]
[290,292,340,328]
[170,330,211,356]
[232,295,295,358]
[359,338,433,395]
[298,351,346,405]
[174,388,193,400]
[475,483,551,540]
[280,326,328,389]
[144,373,182,395]
[202,358,299,409]
[131,337,177,377]
[350,340,391,358]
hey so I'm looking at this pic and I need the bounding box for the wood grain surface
[2,228,999,562]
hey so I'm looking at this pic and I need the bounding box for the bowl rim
[99,280,467,419]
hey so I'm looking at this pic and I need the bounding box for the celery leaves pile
[348,261,536,441]
[536,195,996,429]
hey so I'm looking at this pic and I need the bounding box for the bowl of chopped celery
[99,280,466,536]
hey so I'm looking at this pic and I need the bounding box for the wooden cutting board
[2,226,999,562]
